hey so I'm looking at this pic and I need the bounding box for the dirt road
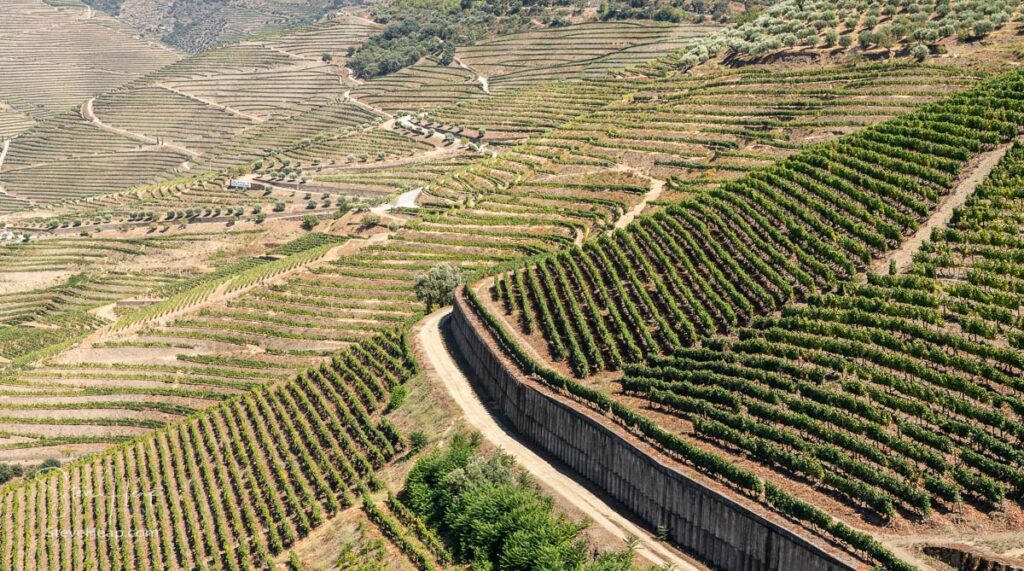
[870,142,1014,275]
[455,57,490,94]
[0,139,8,172]
[344,89,393,119]
[371,187,421,213]
[81,97,199,158]
[416,308,705,571]
[615,175,665,229]
[83,97,155,144]
[154,84,265,124]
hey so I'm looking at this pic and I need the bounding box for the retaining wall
[449,291,862,571]
[922,545,1024,571]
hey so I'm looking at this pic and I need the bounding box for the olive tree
[414,263,463,311]
[911,43,929,61]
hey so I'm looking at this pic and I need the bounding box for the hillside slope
[0,0,179,123]
[0,2,1023,568]
[84,0,363,53]
[0,14,382,212]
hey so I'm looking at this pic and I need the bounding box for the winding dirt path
[455,58,490,94]
[416,308,705,571]
[344,89,393,119]
[88,302,119,323]
[264,44,308,61]
[343,67,364,85]
[153,84,266,124]
[0,139,9,172]
[83,96,199,157]
[371,188,421,213]
[83,97,154,144]
[615,175,664,229]
[870,142,1014,275]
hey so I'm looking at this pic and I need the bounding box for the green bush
[409,431,428,453]
[401,436,645,570]
[301,215,319,231]
[387,385,408,411]
[0,463,23,485]
[348,0,558,78]
[414,263,463,311]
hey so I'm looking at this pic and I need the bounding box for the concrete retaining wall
[449,292,861,571]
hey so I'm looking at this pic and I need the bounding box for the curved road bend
[416,308,705,571]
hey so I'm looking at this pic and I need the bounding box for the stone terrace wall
[922,545,1024,571]
[449,291,863,571]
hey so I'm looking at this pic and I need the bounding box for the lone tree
[301,214,319,231]
[414,263,463,311]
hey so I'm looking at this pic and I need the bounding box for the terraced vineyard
[0,0,179,121]
[353,60,484,112]
[3,1,1024,569]
[469,63,1024,571]
[0,104,35,140]
[0,330,416,569]
[608,139,1024,555]
[456,20,719,92]
[0,13,381,212]
[351,19,721,115]
[490,69,1020,375]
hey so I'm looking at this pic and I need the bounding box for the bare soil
[0,270,73,294]
[870,142,1016,275]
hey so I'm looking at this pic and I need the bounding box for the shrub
[974,19,994,37]
[301,215,319,231]
[361,214,381,229]
[409,431,428,453]
[387,385,408,411]
[0,463,23,485]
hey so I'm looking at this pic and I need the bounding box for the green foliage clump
[301,214,319,231]
[349,0,571,78]
[599,0,726,23]
[387,385,408,411]
[286,551,305,571]
[409,431,429,453]
[402,436,648,570]
[0,463,24,485]
[336,536,387,570]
